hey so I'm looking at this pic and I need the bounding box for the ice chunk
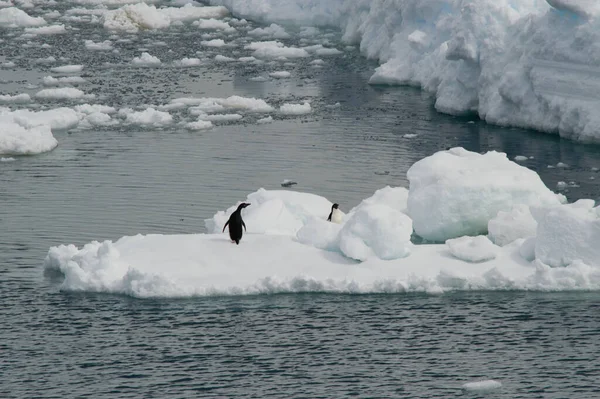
[532,200,600,267]
[462,380,502,391]
[488,204,537,246]
[407,148,563,242]
[338,204,413,261]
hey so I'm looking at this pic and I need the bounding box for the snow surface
[206,0,600,142]
[45,146,600,297]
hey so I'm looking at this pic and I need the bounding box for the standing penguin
[327,203,343,224]
[223,203,250,244]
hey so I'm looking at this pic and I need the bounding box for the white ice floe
[185,119,213,130]
[24,24,65,35]
[200,38,226,47]
[131,52,161,66]
[44,145,600,297]
[34,56,57,64]
[34,87,90,100]
[245,40,309,59]
[193,17,234,31]
[103,3,170,32]
[203,113,242,122]
[171,95,274,113]
[42,76,87,86]
[462,380,502,392]
[84,39,113,50]
[124,107,172,126]
[173,57,201,67]
[280,102,311,115]
[0,7,45,27]
[0,93,31,104]
[269,71,290,78]
[248,23,289,39]
[256,115,273,124]
[214,54,234,62]
[407,147,565,242]
[0,122,57,155]
[50,64,83,74]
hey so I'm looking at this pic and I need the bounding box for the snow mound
[205,188,333,235]
[407,147,564,242]
[446,235,499,263]
[338,204,412,261]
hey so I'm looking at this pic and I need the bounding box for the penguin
[327,203,343,224]
[223,203,250,244]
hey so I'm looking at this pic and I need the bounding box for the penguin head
[332,203,339,210]
[237,203,251,210]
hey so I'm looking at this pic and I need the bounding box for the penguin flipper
[327,212,332,222]
[222,220,229,232]
[242,220,246,232]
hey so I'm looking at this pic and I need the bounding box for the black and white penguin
[327,203,343,224]
[222,203,250,244]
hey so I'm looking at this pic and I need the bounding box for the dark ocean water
[2,2,600,398]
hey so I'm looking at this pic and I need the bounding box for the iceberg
[207,0,600,142]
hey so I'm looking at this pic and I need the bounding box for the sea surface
[2,3,600,398]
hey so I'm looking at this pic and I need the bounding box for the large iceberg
[207,0,600,141]
[45,148,600,298]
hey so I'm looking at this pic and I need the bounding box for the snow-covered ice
[45,144,600,297]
